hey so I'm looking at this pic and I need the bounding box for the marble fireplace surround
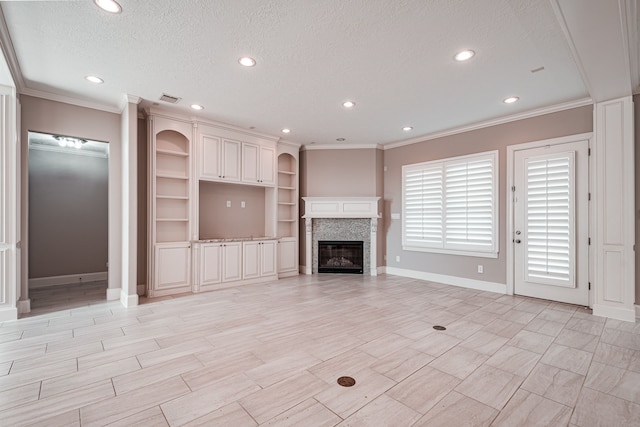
[302,197,381,275]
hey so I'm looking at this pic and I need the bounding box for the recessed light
[342,101,356,108]
[503,96,519,104]
[336,138,346,142]
[402,126,413,131]
[191,104,204,110]
[85,75,104,84]
[94,0,122,14]
[282,128,291,134]
[454,49,475,61]
[239,57,256,67]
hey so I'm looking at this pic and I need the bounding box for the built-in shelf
[278,202,295,205]
[157,148,189,157]
[156,218,189,222]
[278,219,296,222]
[278,186,295,190]
[278,170,295,175]
[156,172,189,180]
[157,195,189,200]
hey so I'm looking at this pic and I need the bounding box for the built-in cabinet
[148,115,193,297]
[147,110,299,297]
[277,143,300,277]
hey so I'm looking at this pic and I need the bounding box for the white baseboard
[120,292,139,307]
[377,266,387,275]
[0,306,18,321]
[636,305,640,318]
[299,265,312,275]
[17,299,30,314]
[593,303,636,323]
[29,272,108,289]
[137,284,146,296]
[385,267,506,294]
[106,287,121,301]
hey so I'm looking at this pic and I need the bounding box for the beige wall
[28,148,108,278]
[300,148,385,268]
[635,94,640,305]
[199,182,267,239]
[383,105,593,285]
[21,95,121,287]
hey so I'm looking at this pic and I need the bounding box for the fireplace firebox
[318,241,364,274]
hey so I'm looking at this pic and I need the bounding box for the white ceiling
[0,0,637,147]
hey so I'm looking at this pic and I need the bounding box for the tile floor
[2,275,640,426]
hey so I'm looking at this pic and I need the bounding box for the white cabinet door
[155,243,191,290]
[241,142,259,184]
[242,241,261,279]
[260,240,277,276]
[222,242,242,282]
[222,139,241,182]
[201,244,222,286]
[278,239,297,273]
[200,135,221,180]
[259,145,276,186]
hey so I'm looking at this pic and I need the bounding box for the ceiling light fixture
[336,138,346,142]
[85,75,104,84]
[454,49,475,61]
[94,0,122,14]
[239,57,256,67]
[282,128,291,134]
[402,126,413,131]
[503,96,520,104]
[190,104,204,110]
[342,101,356,108]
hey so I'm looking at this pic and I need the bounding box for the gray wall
[383,105,593,285]
[28,148,108,278]
[300,148,385,267]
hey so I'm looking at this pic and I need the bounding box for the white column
[593,96,635,322]
[305,218,312,274]
[370,218,378,276]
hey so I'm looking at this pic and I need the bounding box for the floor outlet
[478,265,484,274]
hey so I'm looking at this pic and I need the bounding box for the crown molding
[0,5,24,90]
[302,143,382,151]
[21,87,122,114]
[277,139,302,148]
[382,97,593,150]
[623,0,639,94]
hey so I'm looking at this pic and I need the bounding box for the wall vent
[159,93,181,104]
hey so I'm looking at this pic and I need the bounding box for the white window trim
[402,150,499,258]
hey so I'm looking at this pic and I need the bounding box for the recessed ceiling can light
[503,96,520,104]
[454,49,475,61]
[336,138,346,141]
[342,101,356,108]
[191,104,204,110]
[239,57,256,67]
[282,128,291,134]
[94,0,122,14]
[85,75,104,84]
[402,126,413,131]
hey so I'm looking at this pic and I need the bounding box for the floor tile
[508,330,555,354]
[410,331,462,357]
[571,387,640,427]
[386,365,460,414]
[184,352,264,390]
[521,364,583,408]
[308,349,378,384]
[0,381,41,411]
[485,345,541,377]
[371,347,434,381]
[260,398,340,427]
[105,406,169,427]
[492,389,572,427]
[584,361,640,404]
[482,319,524,339]
[112,353,201,395]
[413,390,498,427]
[337,393,420,426]
[459,330,509,355]
[429,346,489,379]
[455,365,523,410]
[592,342,637,370]
[553,328,599,352]
[524,318,565,337]
[540,343,593,376]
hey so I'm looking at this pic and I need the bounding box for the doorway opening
[27,131,109,314]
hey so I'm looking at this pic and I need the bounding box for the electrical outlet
[396,255,400,262]
[477,265,484,274]
[241,201,246,208]
[226,200,231,208]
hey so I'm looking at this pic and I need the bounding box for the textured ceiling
[0,0,633,146]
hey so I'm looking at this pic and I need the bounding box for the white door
[201,244,222,286]
[222,242,242,282]
[242,241,260,279]
[241,142,259,183]
[222,139,241,182]
[513,139,589,305]
[260,241,277,276]
[154,243,191,291]
[200,135,221,179]
[259,145,276,185]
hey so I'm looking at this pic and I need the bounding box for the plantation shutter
[403,165,443,248]
[525,153,575,287]
[444,157,495,251]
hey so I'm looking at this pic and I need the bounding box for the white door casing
[509,135,590,306]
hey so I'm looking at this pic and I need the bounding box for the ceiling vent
[159,93,181,104]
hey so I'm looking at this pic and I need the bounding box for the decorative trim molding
[593,303,636,323]
[120,291,139,307]
[0,6,25,90]
[0,306,17,322]
[635,304,640,318]
[385,267,506,295]
[382,98,593,151]
[377,266,387,275]
[106,287,121,301]
[302,143,383,151]
[21,88,122,114]
[17,299,30,314]
[28,271,108,288]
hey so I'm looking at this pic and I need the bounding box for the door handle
[515,239,521,244]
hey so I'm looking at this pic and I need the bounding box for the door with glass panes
[513,139,589,306]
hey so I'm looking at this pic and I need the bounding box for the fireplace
[318,241,364,274]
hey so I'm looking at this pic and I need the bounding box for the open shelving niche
[276,148,300,277]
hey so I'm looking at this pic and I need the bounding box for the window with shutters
[402,150,498,258]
